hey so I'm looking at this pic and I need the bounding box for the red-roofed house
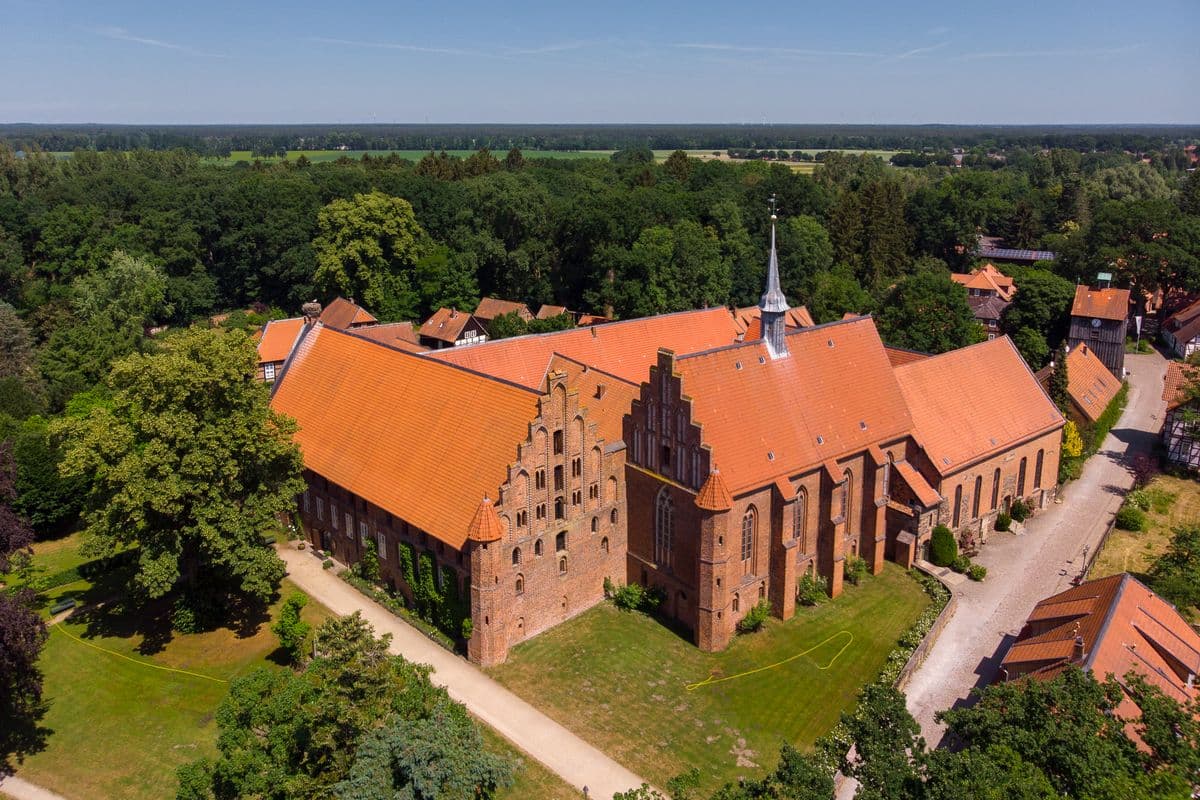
[417,307,488,349]
[1068,279,1131,379]
[318,296,377,330]
[1161,297,1200,358]
[473,297,533,324]
[1162,361,1200,470]
[255,317,306,383]
[1036,343,1122,426]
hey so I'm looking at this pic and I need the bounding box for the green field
[9,534,574,800]
[488,563,930,794]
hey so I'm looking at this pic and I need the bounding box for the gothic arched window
[741,507,756,562]
[655,487,673,565]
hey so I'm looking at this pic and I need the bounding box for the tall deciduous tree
[1002,268,1075,352]
[313,191,428,321]
[875,271,983,353]
[56,327,303,606]
[1049,342,1071,414]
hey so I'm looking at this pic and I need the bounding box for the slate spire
[760,195,789,358]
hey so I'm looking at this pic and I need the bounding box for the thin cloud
[896,41,949,59]
[95,25,227,57]
[502,40,599,56]
[959,44,1142,60]
[673,42,880,58]
[309,36,480,57]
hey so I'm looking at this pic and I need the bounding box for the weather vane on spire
[768,193,778,220]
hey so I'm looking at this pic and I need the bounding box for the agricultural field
[488,563,930,795]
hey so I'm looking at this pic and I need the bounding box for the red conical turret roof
[695,468,733,511]
[466,495,504,543]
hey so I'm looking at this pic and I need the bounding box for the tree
[503,147,525,171]
[486,310,528,340]
[1147,523,1200,614]
[313,191,428,321]
[777,215,834,302]
[0,302,37,389]
[839,683,924,800]
[929,524,957,567]
[922,745,1057,800]
[56,328,304,610]
[72,250,171,328]
[271,592,312,664]
[1049,342,1070,414]
[0,442,47,766]
[1011,327,1049,369]
[38,313,143,411]
[1002,269,1075,351]
[412,245,479,319]
[334,701,512,800]
[874,271,983,353]
[1079,199,1200,297]
[809,264,872,323]
[663,150,693,182]
[357,539,380,583]
[11,415,83,535]
[1062,420,1083,458]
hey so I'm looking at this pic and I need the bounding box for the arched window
[843,470,854,535]
[655,488,673,565]
[972,475,982,519]
[882,454,893,499]
[558,556,567,575]
[953,484,963,527]
[591,516,599,533]
[793,489,806,543]
[732,593,740,613]
[1017,457,1028,496]
[556,531,567,552]
[515,574,524,595]
[1034,449,1044,489]
[741,507,756,562]
[512,547,521,566]
[610,508,618,525]
[601,536,609,554]
[991,468,1001,510]
[534,539,543,557]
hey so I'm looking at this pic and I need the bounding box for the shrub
[929,524,957,567]
[321,558,333,570]
[460,617,473,640]
[356,539,381,583]
[1115,504,1147,532]
[797,571,828,606]
[1059,457,1083,483]
[1127,489,1151,511]
[967,564,988,581]
[296,541,306,550]
[995,512,1012,532]
[1010,498,1030,522]
[609,582,661,613]
[844,554,867,586]
[1145,486,1177,514]
[271,592,311,662]
[950,555,971,574]
[737,600,771,634]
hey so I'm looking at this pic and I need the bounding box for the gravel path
[903,350,1167,744]
[0,776,69,800]
[277,545,648,799]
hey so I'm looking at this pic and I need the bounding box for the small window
[553,430,564,455]
[554,466,564,491]
[572,490,581,506]
[263,363,276,382]
[515,574,524,595]
[558,556,567,574]
[610,508,618,524]
[377,532,386,560]
[589,483,598,500]
[556,531,567,552]
[554,497,565,520]
[512,547,521,566]
[517,510,527,527]
[601,536,609,553]
[572,458,581,477]
[331,502,339,529]
[536,470,546,490]
[534,539,544,557]
[591,516,599,533]
[732,593,740,613]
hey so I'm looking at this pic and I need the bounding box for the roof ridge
[547,351,640,387]
[677,315,870,362]
[1083,573,1132,671]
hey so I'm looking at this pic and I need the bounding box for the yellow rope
[50,621,228,685]
[685,630,854,691]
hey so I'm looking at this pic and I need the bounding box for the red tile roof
[884,346,930,367]
[271,325,540,549]
[895,337,1063,475]
[1164,298,1200,347]
[732,305,815,334]
[466,496,504,543]
[1064,344,1121,423]
[577,314,611,326]
[895,459,941,507]
[536,304,569,320]
[319,297,377,329]
[950,263,1016,301]
[256,317,306,364]
[1072,285,1130,321]
[352,321,425,350]
[419,307,478,343]
[474,297,533,322]
[695,468,734,511]
[1002,573,1200,714]
[545,354,639,446]
[1163,361,1200,410]
[675,317,913,494]
[427,307,741,390]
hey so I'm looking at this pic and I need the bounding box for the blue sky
[0,0,1194,124]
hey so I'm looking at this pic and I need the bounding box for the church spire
[760,195,789,358]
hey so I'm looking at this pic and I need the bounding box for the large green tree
[56,327,303,605]
[313,191,428,320]
[874,271,983,353]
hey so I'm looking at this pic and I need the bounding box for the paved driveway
[903,351,1167,744]
[277,546,647,799]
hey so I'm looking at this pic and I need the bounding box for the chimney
[1096,271,1112,290]
[301,300,322,326]
[1073,635,1086,661]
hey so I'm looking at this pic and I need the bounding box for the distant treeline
[2,123,1197,157]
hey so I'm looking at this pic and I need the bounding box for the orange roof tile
[951,264,1016,301]
[1072,285,1130,321]
[894,459,941,507]
[732,305,814,334]
[885,346,930,367]
[675,317,913,494]
[1003,574,1200,715]
[1065,344,1121,423]
[474,297,532,322]
[1163,361,1200,410]
[257,318,306,364]
[419,307,479,343]
[427,307,741,390]
[319,297,377,329]
[536,304,569,320]
[466,496,504,542]
[271,325,540,549]
[895,337,1063,475]
[695,469,733,511]
[352,321,422,348]
[577,314,612,326]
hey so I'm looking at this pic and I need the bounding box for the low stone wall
[895,564,958,692]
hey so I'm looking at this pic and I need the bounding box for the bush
[1127,489,1151,511]
[1115,504,1147,532]
[737,600,771,634]
[967,564,988,581]
[460,617,473,640]
[929,525,957,567]
[609,581,662,613]
[844,554,867,586]
[797,571,828,606]
[321,558,333,570]
[356,539,380,582]
[1010,498,1030,522]
[950,555,971,574]
[1059,457,1083,483]
[271,592,311,662]
[995,512,1012,532]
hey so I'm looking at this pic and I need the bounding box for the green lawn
[489,564,929,793]
[481,725,579,800]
